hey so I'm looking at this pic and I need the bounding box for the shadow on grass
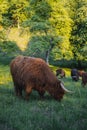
[0,84,54,102]
[0,123,14,130]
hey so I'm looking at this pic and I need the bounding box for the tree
[0,0,9,23]
[23,0,72,63]
[0,0,29,28]
[66,0,87,67]
[49,1,73,60]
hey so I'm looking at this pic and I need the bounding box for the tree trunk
[18,17,20,29]
[46,50,50,64]
[45,37,54,64]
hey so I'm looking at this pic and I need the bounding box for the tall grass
[0,65,87,130]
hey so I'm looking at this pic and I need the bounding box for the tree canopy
[0,0,87,67]
[23,0,73,63]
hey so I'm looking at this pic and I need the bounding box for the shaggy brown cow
[81,72,87,87]
[56,68,65,78]
[10,56,72,101]
[78,70,85,77]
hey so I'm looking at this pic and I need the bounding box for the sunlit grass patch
[0,65,12,85]
[8,27,30,51]
[49,65,71,76]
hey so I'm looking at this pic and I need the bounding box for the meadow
[0,64,87,130]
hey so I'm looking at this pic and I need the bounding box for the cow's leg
[25,86,32,100]
[82,79,85,86]
[14,85,22,97]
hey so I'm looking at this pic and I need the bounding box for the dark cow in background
[10,56,72,101]
[71,69,79,81]
[81,72,87,87]
[56,68,65,78]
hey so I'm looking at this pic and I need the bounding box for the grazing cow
[71,69,79,81]
[56,68,65,78]
[78,70,85,77]
[10,56,72,101]
[81,72,87,87]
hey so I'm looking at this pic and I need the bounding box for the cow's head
[53,81,73,101]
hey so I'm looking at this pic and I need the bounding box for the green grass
[0,65,87,130]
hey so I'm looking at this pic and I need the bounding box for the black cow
[71,69,79,81]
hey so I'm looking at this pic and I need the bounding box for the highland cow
[10,56,72,101]
[56,68,65,78]
[82,72,87,87]
[78,70,85,77]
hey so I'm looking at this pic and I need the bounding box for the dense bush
[0,41,22,65]
[0,41,21,55]
[50,59,87,70]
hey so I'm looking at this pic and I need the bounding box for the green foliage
[67,0,87,61]
[81,44,87,58]
[0,30,6,41]
[0,1,8,22]
[0,0,87,66]
[0,0,29,28]
[24,35,63,62]
[30,21,51,33]
[34,1,52,19]
[26,1,52,33]
[0,41,21,55]
[25,39,47,59]
[23,0,72,63]
[0,41,22,64]
[50,59,87,69]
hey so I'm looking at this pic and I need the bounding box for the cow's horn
[60,82,73,93]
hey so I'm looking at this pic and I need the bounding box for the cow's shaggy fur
[10,56,66,101]
[82,72,87,87]
[78,70,85,77]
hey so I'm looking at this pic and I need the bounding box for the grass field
[0,65,87,130]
